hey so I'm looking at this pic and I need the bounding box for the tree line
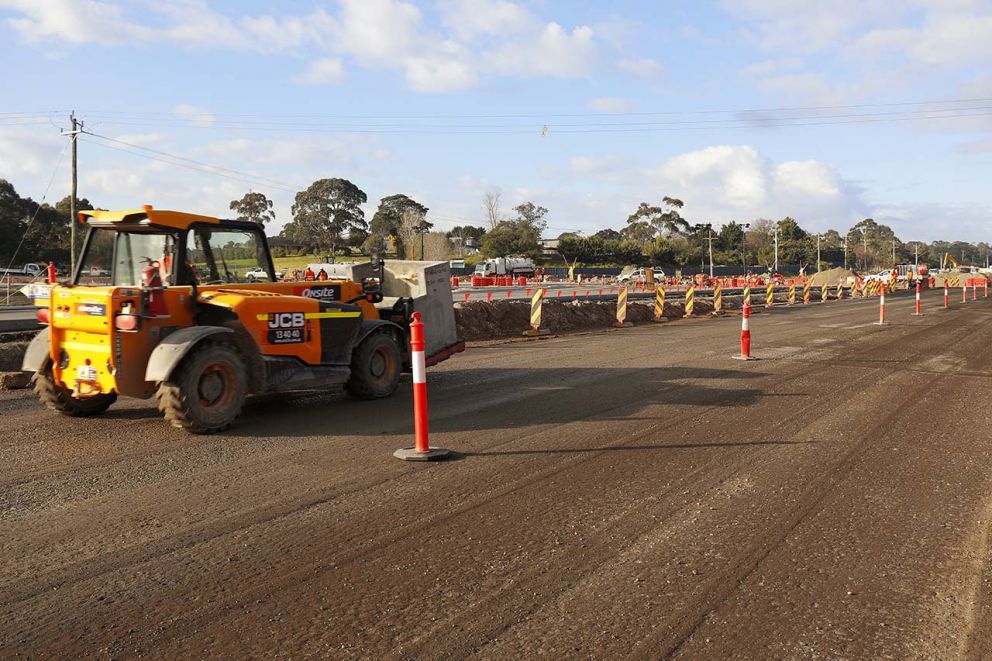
[2,175,989,272]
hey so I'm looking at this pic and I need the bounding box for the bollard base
[612,321,634,328]
[732,354,757,361]
[651,316,668,323]
[394,447,452,462]
[522,328,551,337]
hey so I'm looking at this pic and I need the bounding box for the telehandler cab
[22,206,463,433]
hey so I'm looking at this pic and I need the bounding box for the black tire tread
[156,340,246,434]
[346,331,402,400]
[33,365,117,416]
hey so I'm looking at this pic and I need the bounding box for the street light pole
[816,234,821,272]
[843,235,847,270]
[706,230,715,278]
[773,227,779,273]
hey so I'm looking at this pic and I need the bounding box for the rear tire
[34,363,117,416]
[346,332,402,400]
[157,341,246,434]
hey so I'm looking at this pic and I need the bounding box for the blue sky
[1,0,991,242]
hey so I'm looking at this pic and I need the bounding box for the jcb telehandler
[21,206,463,433]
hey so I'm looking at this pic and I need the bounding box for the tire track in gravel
[131,304,976,655]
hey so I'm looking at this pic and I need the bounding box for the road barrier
[973,281,978,301]
[803,281,811,304]
[821,282,828,303]
[913,281,922,316]
[878,288,886,325]
[963,283,968,303]
[713,283,723,314]
[615,286,632,327]
[789,282,796,305]
[765,282,774,308]
[526,288,548,335]
[684,286,695,318]
[836,282,844,300]
[654,285,665,320]
[394,312,451,462]
[944,282,949,309]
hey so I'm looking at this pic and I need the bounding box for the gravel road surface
[2,289,991,659]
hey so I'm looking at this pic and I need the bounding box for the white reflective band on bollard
[412,351,426,384]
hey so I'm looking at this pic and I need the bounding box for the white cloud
[0,0,152,44]
[485,22,598,78]
[439,0,531,39]
[1,0,610,93]
[616,57,665,81]
[644,145,867,226]
[292,58,346,86]
[586,97,635,113]
[854,12,992,68]
[173,104,214,128]
[0,127,63,180]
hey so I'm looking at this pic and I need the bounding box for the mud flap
[21,326,51,372]
[145,326,234,383]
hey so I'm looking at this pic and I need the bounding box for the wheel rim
[369,346,395,382]
[198,362,235,409]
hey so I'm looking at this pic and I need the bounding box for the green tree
[368,194,429,255]
[229,191,275,225]
[717,221,746,253]
[593,228,622,241]
[480,219,542,259]
[626,198,690,238]
[285,178,367,255]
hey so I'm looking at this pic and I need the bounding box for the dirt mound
[809,267,855,287]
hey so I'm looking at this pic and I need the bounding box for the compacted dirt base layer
[2,289,991,658]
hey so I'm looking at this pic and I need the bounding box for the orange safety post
[394,313,450,462]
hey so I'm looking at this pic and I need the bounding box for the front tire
[346,332,402,399]
[157,341,246,434]
[34,363,117,416]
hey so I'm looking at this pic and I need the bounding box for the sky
[1,0,991,242]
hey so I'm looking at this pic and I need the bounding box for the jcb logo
[268,312,305,328]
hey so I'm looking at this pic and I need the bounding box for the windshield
[76,228,178,287]
[186,227,270,284]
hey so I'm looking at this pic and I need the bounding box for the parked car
[618,268,666,284]
[245,266,285,282]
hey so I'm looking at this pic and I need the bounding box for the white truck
[0,263,45,278]
[473,257,536,278]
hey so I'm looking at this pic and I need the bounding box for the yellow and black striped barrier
[654,285,665,321]
[713,283,723,314]
[789,282,796,305]
[836,282,844,300]
[684,286,695,317]
[614,286,632,327]
[522,288,550,336]
[821,282,829,302]
[743,286,751,306]
[766,282,775,308]
[803,280,811,304]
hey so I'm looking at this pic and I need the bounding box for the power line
[68,95,992,119]
[80,131,303,193]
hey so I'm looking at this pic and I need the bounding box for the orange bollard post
[877,288,886,325]
[913,281,922,316]
[47,261,56,283]
[944,282,949,309]
[394,313,451,461]
[733,300,756,360]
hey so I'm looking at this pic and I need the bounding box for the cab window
[186,228,270,284]
[76,228,178,287]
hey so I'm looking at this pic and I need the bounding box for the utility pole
[843,235,848,270]
[705,230,715,278]
[914,243,919,269]
[816,234,821,272]
[863,231,869,271]
[773,227,779,273]
[892,239,896,267]
[61,112,83,274]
